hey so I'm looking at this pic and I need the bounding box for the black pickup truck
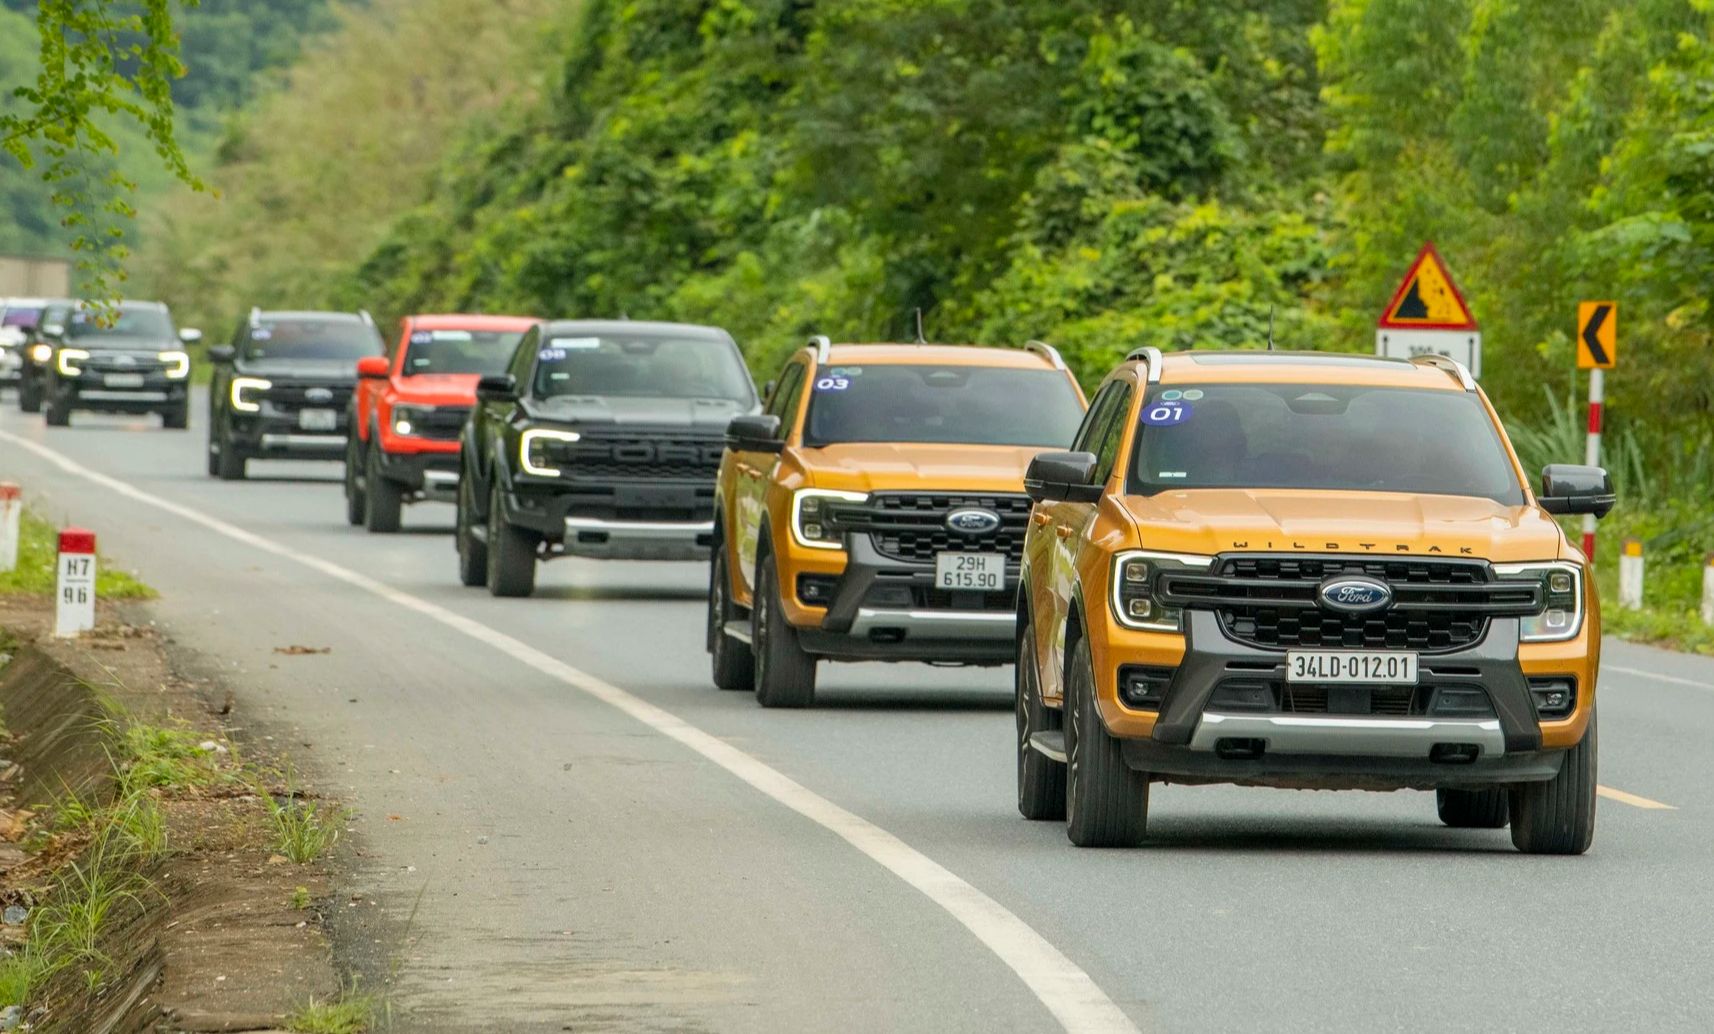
[37,300,201,428]
[455,319,757,596]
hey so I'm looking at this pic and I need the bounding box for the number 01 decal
[1142,401,1193,426]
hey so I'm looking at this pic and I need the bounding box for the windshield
[247,317,383,360]
[803,365,1085,448]
[531,333,752,401]
[1,308,42,329]
[402,329,523,376]
[66,306,174,345]
[1126,383,1525,505]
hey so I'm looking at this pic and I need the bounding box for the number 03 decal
[815,377,850,391]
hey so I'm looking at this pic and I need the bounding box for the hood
[69,336,176,352]
[1116,489,1569,563]
[799,442,1048,494]
[391,372,481,405]
[235,357,361,382]
[523,395,746,431]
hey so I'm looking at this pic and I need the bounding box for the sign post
[0,484,18,574]
[1375,242,1482,378]
[1576,302,1617,560]
[54,527,96,638]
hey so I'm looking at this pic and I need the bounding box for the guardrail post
[1617,537,1644,611]
[54,527,96,638]
[1702,554,1714,626]
[0,484,18,573]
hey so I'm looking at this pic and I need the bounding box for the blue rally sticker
[814,376,851,391]
[410,330,434,345]
[1141,401,1193,426]
[538,347,568,361]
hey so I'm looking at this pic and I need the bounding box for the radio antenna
[914,307,926,345]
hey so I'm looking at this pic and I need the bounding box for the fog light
[1118,665,1174,710]
[1528,677,1576,720]
[797,574,841,606]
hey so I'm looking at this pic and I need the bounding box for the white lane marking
[1605,664,1714,692]
[0,430,1142,1034]
[1597,786,1677,810]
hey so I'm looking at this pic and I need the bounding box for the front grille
[412,405,469,442]
[544,434,723,482]
[82,352,168,374]
[1159,555,1542,653]
[827,493,1033,564]
[262,383,354,412]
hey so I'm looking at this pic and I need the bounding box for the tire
[343,433,367,526]
[1016,626,1066,821]
[161,404,188,430]
[19,374,40,414]
[455,459,488,587]
[485,480,537,598]
[1436,788,1510,829]
[214,427,247,481]
[1509,710,1597,855]
[752,551,815,708]
[1064,636,1149,847]
[43,392,69,427]
[708,543,754,691]
[364,443,403,533]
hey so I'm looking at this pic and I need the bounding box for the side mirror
[476,373,517,403]
[1537,464,1615,519]
[178,327,203,344]
[762,379,777,399]
[207,344,236,363]
[726,413,783,453]
[1024,451,1103,504]
[356,356,391,379]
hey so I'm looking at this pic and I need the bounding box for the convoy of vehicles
[5,297,1614,854]
[206,309,385,480]
[454,320,755,597]
[346,314,537,532]
[708,338,1086,706]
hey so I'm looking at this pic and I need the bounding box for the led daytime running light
[1110,550,1214,633]
[56,348,90,376]
[1494,561,1585,643]
[229,376,272,413]
[520,428,581,476]
[791,489,869,550]
[157,350,191,379]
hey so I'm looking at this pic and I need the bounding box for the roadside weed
[108,791,169,860]
[290,886,311,909]
[287,986,375,1033]
[265,767,339,864]
[0,951,49,1008]
[112,721,221,796]
[0,508,154,598]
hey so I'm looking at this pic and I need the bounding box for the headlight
[520,428,580,476]
[230,376,272,413]
[791,489,869,549]
[1111,550,1214,632]
[56,348,90,376]
[1495,561,1584,642]
[29,343,52,363]
[391,403,431,437]
[157,350,190,379]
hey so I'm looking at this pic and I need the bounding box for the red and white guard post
[54,527,97,638]
[1576,302,1617,560]
[0,483,19,574]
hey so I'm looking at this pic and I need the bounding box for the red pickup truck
[346,314,537,532]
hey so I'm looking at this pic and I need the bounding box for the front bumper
[501,478,717,561]
[375,450,460,501]
[561,516,714,561]
[793,536,1017,664]
[227,408,350,460]
[0,350,20,385]
[56,375,187,412]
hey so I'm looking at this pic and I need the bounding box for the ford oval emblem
[945,508,1002,536]
[305,387,334,403]
[1318,577,1393,614]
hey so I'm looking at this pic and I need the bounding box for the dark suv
[207,309,385,480]
[38,300,200,428]
[456,320,756,597]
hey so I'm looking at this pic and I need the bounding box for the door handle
[1055,525,1074,539]
[1032,512,1051,527]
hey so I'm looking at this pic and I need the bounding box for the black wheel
[752,551,815,708]
[455,459,488,587]
[207,429,220,476]
[19,373,40,413]
[343,433,367,525]
[1510,710,1597,855]
[364,443,403,533]
[43,391,69,427]
[1065,636,1149,847]
[485,480,537,598]
[1437,788,1510,829]
[161,404,188,430]
[708,543,754,691]
[1017,626,1066,821]
[214,427,247,480]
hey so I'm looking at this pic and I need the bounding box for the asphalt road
[2,391,1710,1034]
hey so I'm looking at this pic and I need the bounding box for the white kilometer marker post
[1702,554,1714,627]
[54,527,96,638]
[1617,537,1644,611]
[0,483,18,573]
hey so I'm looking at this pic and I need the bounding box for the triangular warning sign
[1378,242,1478,330]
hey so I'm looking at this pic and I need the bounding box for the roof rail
[809,334,831,365]
[1409,353,1476,392]
[1124,346,1165,383]
[1024,340,1067,370]
[248,306,262,327]
[359,309,376,327]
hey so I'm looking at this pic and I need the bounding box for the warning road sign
[1577,301,1616,368]
[1378,242,1478,330]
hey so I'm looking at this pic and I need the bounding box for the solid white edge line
[0,430,1142,1034]
[1605,664,1714,692]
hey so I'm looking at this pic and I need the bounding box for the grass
[110,719,223,797]
[287,985,375,1034]
[264,767,340,864]
[290,886,311,910]
[0,507,154,599]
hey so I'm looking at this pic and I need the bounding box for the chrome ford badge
[945,508,1002,536]
[305,387,334,403]
[1318,577,1392,614]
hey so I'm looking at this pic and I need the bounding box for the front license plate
[935,552,1005,592]
[299,408,337,431]
[104,373,145,388]
[1287,650,1418,684]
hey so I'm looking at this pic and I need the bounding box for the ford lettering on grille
[944,508,1002,536]
[1318,577,1393,614]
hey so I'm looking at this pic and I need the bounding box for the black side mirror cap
[1024,451,1103,504]
[476,374,517,403]
[1538,464,1616,519]
[206,344,235,363]
[726,413,784,453]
